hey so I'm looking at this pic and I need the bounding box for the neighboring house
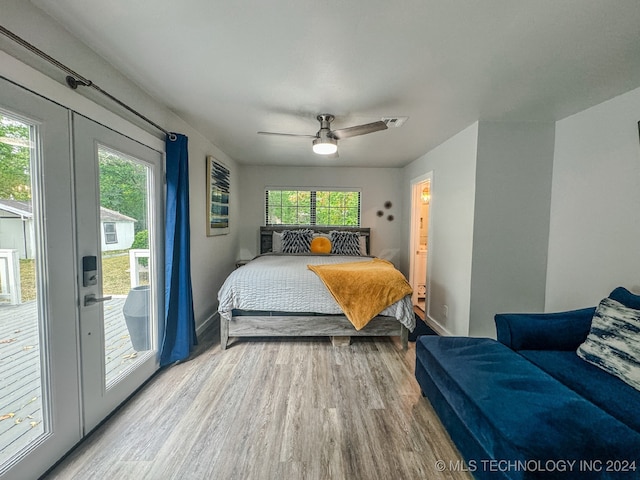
[0,199,35,260]
[0,199,136,258]
[97,206,137,252]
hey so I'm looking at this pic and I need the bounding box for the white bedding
[217,254,415,331]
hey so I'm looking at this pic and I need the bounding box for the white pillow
[272,231,283,252]
[359,235,368,256]
[577,297,640,391]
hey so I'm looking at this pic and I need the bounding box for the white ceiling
[31,0,640,167]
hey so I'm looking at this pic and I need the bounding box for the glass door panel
[0,111,47,467]
[98,146,154,388]
[0,78,80,480]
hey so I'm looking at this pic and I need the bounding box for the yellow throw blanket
[308,258,413,330]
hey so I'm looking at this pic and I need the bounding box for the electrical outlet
[443,305,449,318]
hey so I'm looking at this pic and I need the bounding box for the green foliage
[316,191,359,226]
[1,119,149,234]
[0,115,32,200]
[131,229,149,249]
[131,229,149,266]
[267,189,359,226]
[268,190,310,224]
[99,149,148,232]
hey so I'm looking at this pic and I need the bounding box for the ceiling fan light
[312,137,337,155]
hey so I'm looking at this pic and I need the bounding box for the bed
[217,226,415,350]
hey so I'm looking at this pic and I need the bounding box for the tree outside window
[266,189,360,226]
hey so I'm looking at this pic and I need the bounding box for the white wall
[401,123,478,336]
[546,86,640,311]
[469,121,554,337]
[1,0,238,331]
[402,120,555,338]
[0,216,32,259]
[238,165,404,264]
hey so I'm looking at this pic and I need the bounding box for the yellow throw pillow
[310,236,332,254]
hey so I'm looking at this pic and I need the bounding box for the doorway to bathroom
[409,173,432,315]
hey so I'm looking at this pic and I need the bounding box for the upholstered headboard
[260,226,371,255]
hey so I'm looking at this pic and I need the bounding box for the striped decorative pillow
[577,297,640,391]
[329,231,361,256]
[281,229,313,254]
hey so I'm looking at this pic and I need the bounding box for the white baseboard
[196,311,219,337]
[425,315,454,336]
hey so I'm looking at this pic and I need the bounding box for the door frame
[409,172,433,309]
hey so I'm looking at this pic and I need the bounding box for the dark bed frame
[220,226,409,349]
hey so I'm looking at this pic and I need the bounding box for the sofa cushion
[415,336,640,475]
[577,297,640,391]
[609,286,640,309]
[519,349,640,434]
[495,308,595,351]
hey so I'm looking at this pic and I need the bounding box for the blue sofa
[415,289,640,480]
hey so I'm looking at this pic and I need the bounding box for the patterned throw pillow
[329,231,362,256]
[281,229,313,254]
[577,297,640,391]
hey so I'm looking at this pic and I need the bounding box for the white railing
[0,249,21,305]
[128,249,150,289]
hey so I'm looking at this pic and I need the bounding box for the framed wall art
[206,156,230,236]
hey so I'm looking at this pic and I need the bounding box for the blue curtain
[160,133,196,366]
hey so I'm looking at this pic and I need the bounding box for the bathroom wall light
[421,187,431,204]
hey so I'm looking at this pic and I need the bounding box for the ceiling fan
[258,114,388,155]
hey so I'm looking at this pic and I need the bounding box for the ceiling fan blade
[258,131,317,138]
[330,120,388,140]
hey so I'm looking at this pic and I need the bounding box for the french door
[0,78,163,479]
[73,114,163,432]
[0,77,81,480]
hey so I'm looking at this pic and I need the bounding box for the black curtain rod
[0,25,177,141]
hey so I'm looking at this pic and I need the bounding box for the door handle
[84,294,113,307]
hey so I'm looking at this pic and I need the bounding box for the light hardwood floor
[43,326,471,480]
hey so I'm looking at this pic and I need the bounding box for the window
[103,222,118,244]
[266,189,361,226]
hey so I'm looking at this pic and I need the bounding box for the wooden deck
[0,296,144,465]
